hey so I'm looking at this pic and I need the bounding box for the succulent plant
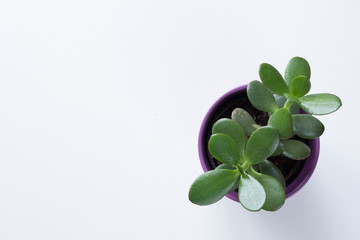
[189,57,342,211]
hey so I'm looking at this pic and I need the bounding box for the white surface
[0,0,359,239]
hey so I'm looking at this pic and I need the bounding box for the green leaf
[274,94,286,108]
[282,140,311,160]
[259,63,289,96]
[214,165,240,194]
[284,56,311,86]
[238,172,266,211]
[215,164,236,170]
[290,76,311,98]
[228,176,240,194]
[231,108,257,136]
[212,118,248,160]
[268,108,293,138]
[289,103,301,114]
[249,169,285,211]
[208,134,241,167]
[270,141,284,157]
[189,169,240,205]
[299,93,342,115]
[245,126,280,165]
[247,80,279,113]
[259,160,285,189]
[252,164,260,172]
[292,114,324,139]
[273,94,300,114]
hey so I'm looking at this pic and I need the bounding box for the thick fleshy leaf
[299,93,342,115]
[274,94,300,114]
[252,164,260,172]
[290,76,311,98]
[231,108,257,136]
[247,80,279,113]
[208,134,241,167]
[290,103,301,114]
[270,141,284,157]
[245,127,280,165]
[268,108,293,138]
[292,114,324,139]
[238,172,266,211]
[282,140,311,160]
[284,57,311,86]
[215,163,241,193]
[215,164,236,170]
[259,63,289,96]
[212,118,247,160]
[227,176,240,194]
[259,160,285,189]
[189,169,240,205]
[249,169,285,211]
[274,94,286,108]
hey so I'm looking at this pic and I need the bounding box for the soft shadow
[221,178,342,240]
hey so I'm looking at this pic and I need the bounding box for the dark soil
[202,87,307,186]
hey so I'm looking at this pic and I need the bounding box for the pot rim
[198,84,320,202]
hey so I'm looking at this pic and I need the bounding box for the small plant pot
[198,84,320,201]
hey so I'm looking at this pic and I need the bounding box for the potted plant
[189,57,342,211]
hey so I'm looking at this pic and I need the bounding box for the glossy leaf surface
[299,93,342,115]
[259,63,289,96]
[238,172,266,211]
[289,103,301,114]
[231,108,257,136]
[208,134,241,167]
[247,80,279,113]
[215,164,236,170]
[245,127,280,165]
[252,164,260,172]
[228,176,240,194]
[212,118,247,160]
[189,169,240,205]
[268,108,293,138]
[282,139,311,160]
[290,76,311,98]
[270,141,284,157]
[249,169,285,211]
[274,94,286,108]
[274,94,300,114]
[214,165,240,194]
[292,114,324,139]
[285,57,311,86]
[259,160,285,189]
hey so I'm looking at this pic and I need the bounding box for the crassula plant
[189,57,342,211]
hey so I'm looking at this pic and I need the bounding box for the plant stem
[238,167,245,176]
[284,99,293,108]
[241,162,250,171]
[248,167,257,175]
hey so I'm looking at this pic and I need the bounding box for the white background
[0,0,359,239]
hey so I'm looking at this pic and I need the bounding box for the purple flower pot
[198,84,320,202]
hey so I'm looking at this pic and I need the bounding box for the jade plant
[189,57,342,211]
